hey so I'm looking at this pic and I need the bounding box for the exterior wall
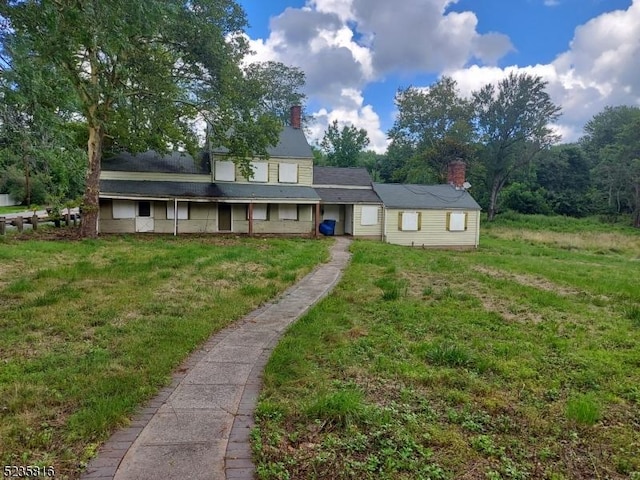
[214,157,314,186]
[99,199,135,233]
[252,204,314,234]
[352,204,383,239]
[383,208,480,248]
[0,194,18,207]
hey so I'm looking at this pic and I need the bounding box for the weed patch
[254,225,640,479]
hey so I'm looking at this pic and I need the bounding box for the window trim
[398,211,421,231]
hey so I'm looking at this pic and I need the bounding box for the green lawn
[0,234,329,479]
[254,219,640,480]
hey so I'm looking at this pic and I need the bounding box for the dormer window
[215,161,235,181]
[278,163,298,183]
[249,161,268,182]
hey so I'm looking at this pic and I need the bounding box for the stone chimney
[290,105,302,129]
[447,159,466,189]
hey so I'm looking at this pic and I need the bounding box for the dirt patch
[473,266,581,297]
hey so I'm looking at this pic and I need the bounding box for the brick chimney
[447,159,466,189]
[290,105,302,129]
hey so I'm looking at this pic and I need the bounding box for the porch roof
[100,180,320,201]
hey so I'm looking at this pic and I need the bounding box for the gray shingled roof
[212,126,313,159]
[313,166,373,186]
[316,188,382,204]
[100,180,319,201]
[102,151,210,174]
[373,183,481,210]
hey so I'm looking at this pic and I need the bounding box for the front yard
[254,219,640,479]
[0,234,329,479]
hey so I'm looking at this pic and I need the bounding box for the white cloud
[243,0,639,150]
[309,88,389,153]
[243,0,514,152]
[446,0,640,142]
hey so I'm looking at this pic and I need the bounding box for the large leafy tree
[320,120,370,168]
[0,0,282,237]
[0,38,85,206]
[473,72,561,220]
[387,77,474,183]
[244,61,307,126]
[582,106,640,226]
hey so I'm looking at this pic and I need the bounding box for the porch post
[315,202,321,238]
[173,198,178,236]
[248,203,254,236]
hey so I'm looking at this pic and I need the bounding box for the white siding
[353,204,383,238]
[384,209,479,247]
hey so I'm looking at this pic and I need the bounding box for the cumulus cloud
[244,0,514,151]
[244,0,638,149]
[446,0,640,142]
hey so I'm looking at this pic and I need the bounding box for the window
[138,201,151,217]
[360,206,379,226]
[447,212,467,231]
[323,205,340,221]
[215,160,235,181]
[167,202,189,220]
[112,200,135,219]
[399,211,421,231]
[251,204,268,220]
[279,204,298,220]
[278,163,298,183]
[249,162,268,182]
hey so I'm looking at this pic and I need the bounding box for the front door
[135,201,154,232]
[218,203,232,231]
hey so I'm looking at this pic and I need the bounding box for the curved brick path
[81,237,352,480]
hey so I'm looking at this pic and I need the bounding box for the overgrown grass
[0,205,28,214]
[0,234,329,479]
[254,217,640,479]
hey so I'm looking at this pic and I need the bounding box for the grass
[0,205,28,215]
[0,233,329,479]
[253,216,640,480]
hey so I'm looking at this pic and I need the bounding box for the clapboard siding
[384,209,479,247]
[353,204,383,238]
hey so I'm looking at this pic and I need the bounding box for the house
[99,107,321,235]
[98,108,480,247]
[313,166,383,240]
[372,161,481,248]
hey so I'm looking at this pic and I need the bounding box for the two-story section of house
[98,107,321,235]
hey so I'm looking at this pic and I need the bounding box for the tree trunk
[80,122,103,238]
[487,180,501,221]
[634,183,640,228]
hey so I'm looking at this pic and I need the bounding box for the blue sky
[238,0,639,152]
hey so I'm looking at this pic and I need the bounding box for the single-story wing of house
[373,181,481,248]
[98,107,481,247]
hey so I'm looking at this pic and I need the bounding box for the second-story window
[215,161,235,181]
[249,162,268,182]
[278,163,298,183]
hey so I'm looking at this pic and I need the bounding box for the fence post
[65,210,71,227]
[16,216,23,232]
[0,217,5,235]
[32,214,39,231]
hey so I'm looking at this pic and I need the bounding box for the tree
[536,145,592,217]
[473,72,561,220]
[320,120,370,167]
[1,0,282,237]
[387,77,474,183]
[0,36,85,206]
[244,61,307,126]
[581,106,640,225]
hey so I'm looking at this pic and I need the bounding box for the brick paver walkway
[81,237,352,480]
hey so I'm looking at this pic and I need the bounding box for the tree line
[316,77,639,227]
[1,1,638,236]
